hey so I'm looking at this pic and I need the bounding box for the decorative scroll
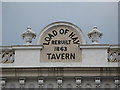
[0,51,15,63]
[108,49,120,62]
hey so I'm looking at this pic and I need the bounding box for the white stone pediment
[36,22,86,62]
[37,21,86,45]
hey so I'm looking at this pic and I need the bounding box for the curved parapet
[37,21,86,45]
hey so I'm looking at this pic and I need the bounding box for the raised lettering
[69,32,75,38]
[52,30,57,36]
[51,53,56,59]
[59,29,64,35]
[47,53,51,59]
[47,53,75,60]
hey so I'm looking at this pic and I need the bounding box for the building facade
[0,22,120,89]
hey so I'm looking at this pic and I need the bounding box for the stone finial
[88,26,103,44]
[22,26,36,45]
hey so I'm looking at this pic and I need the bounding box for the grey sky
[2,2,118,45]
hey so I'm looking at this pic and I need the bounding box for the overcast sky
[2,2,118,45]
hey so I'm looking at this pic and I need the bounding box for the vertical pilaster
[19,78,25,88]
[114,77,120,88]
[0,78,6,89]
[95,77,101,88]
[57,77,63,88]
[38,77,44,88]
[75,77,82,88]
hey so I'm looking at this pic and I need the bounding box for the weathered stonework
[0,22,119,89]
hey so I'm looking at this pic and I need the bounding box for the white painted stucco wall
[0,45,119,68]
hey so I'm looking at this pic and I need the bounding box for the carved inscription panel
[39,23,84,62]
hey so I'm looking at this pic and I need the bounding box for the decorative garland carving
[0,51,15,63]
[108,49,120,62]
